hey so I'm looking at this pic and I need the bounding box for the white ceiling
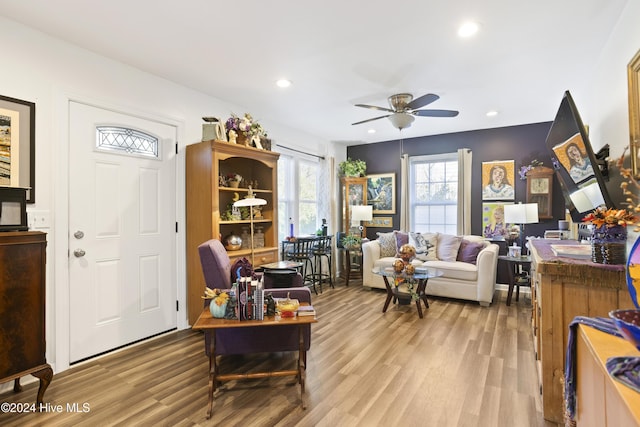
[0,0,629,145]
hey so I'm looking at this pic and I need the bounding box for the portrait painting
[482,160,515,200]
[482,202,514,239]
[552,132,595,184]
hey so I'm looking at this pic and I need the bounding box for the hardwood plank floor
[0,280,556,426]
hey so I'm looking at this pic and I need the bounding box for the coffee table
[373,266,443,318]
[192,308,317,419]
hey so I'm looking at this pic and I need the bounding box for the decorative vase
[626,236,640,309]
[591,224,627,265]
[210,301,227,318]
[228,180,240,188]
[237,133,249,146]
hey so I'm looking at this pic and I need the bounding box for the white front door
[69,101,176,363]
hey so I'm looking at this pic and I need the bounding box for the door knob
[74,230,84,239]
[73,249,86,258]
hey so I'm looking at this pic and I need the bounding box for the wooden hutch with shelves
[186,140,280,325]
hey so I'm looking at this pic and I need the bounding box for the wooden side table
[192,308,317,419]
[498,255,532,305]
[342,248,362,286]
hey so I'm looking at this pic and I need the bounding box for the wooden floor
[0,280,556,427]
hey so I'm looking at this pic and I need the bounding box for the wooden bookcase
[186,140,280,325]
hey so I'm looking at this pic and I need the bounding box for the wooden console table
[576,325,640,426]
[529,240,635,424]
[192,308,317,419]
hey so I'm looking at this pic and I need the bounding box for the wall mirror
[629,49,640,178]
[545,91,614,222]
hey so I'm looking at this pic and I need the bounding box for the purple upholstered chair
[197,239,311,356]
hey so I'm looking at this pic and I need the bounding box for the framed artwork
[628,48,640,178]
[551,132,596,184]
[482,160,515,200]
[366,173,395,214]
[482,202,513,239]
[0,95,35,203]
[364,216,393,228]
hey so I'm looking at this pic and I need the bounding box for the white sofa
[362,233,499,306]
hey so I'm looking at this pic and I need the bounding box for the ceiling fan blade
[354,104,396,113]
[351,114,391,125]
[406,93,440,110]
[413,109,459,118]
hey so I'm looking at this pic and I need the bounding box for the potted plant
[341,234,362,250]
[338,158,367,177]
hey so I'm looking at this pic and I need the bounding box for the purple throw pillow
[457,239,484,264]
[394,231,409,255]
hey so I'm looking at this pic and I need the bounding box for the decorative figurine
[228,129,238,144]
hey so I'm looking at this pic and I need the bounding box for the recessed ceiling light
[367,129,376,134]
[458,21,479,38]
[276,79,292,88]
[486,110,498,117]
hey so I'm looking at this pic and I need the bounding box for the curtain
[400,153,410,231]
[457,148,472,235]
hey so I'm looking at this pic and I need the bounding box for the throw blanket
[564,316,621,422]
[606,356,640,393]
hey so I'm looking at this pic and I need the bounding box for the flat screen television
[544,90,614,222]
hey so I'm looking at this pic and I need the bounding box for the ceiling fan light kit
[352,92,459,130]
[388,113,415,130]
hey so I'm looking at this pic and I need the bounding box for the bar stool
[309,235,333,293]
[283,237,316,293]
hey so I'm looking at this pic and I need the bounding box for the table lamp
[350,205,373,238]
[504,203,538,255]
[233,187,267,266]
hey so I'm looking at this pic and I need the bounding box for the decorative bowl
[223,234,242,251]
[609,309,640,350]
[276,298,299,316]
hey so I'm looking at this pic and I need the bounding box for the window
[277,152,320,242]
[96,126,159,158]
[409,153,458,234]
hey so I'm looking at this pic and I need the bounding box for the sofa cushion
[437,234,463,262]
[394,230,409,255]
[411,232,438,261]
[423,260,478,281]
[376,231,397,257]
[457,239,484,264]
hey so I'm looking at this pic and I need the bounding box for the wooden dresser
[529,240,635,424]
[0,231,52,403]
[576,325,640,426]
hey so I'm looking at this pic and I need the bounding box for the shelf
[220,219,272,225]
[219,187,273,193]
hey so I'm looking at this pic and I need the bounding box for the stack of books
[297,306,316,317]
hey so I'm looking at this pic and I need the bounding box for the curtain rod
[276,144,325,160]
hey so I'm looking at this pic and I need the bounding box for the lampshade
[504,203,539,224]
[351,205,373,223]
[388,113,415,130]
[233,197,267,207]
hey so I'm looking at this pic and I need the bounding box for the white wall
[0,16,338,379]
[579,0,639,157]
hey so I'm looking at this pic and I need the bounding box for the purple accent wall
[347,122,559,239]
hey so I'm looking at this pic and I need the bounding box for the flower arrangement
[582,207,637,228]
[225,113,267,139]
[226,173,242,183]
[518,159,544,180]
[203,287,230,306]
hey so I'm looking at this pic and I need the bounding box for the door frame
[53,91,187,373]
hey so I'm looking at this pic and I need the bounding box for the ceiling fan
[352,93,459,130]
